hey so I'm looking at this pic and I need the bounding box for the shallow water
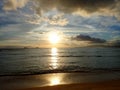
[0,47,120,75]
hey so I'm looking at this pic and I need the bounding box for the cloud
[3,0,28,11]
[32,0,120,19]
[0,23,36,41]
[47,14,68,26]
[32,0,115,14]
[3,0,120,18]
[71,34,106,43]
[27,13,68,26]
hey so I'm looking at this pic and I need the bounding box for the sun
[48,32,60,44]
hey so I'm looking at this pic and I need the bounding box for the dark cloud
[33,0,120,18]
[3,0,120,18]
[71,34,106,43]
[58,0,115,13]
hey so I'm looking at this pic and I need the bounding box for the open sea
[0,47,120,76]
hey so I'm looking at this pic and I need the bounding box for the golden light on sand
[50,76,60,85]
[48,32,60,44]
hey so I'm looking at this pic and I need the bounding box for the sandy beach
[0,72,120,90]
[21,79,120,90]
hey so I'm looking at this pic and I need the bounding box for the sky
[0,0,120,48]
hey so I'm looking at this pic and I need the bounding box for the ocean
[0,47,120,76]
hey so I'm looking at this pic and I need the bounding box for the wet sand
[0,72,120,90]
[21,79,120,90]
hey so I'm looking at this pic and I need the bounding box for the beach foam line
[0,68,120,76]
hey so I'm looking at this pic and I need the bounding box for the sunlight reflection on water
[51,48,59,69]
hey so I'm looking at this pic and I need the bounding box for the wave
[0,68,120,76]
[27,55,120,58]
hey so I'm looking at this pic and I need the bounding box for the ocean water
[0,47,120,76]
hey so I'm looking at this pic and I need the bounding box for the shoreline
[0,68,120,76]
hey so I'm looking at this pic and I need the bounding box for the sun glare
[49,32,60,44]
